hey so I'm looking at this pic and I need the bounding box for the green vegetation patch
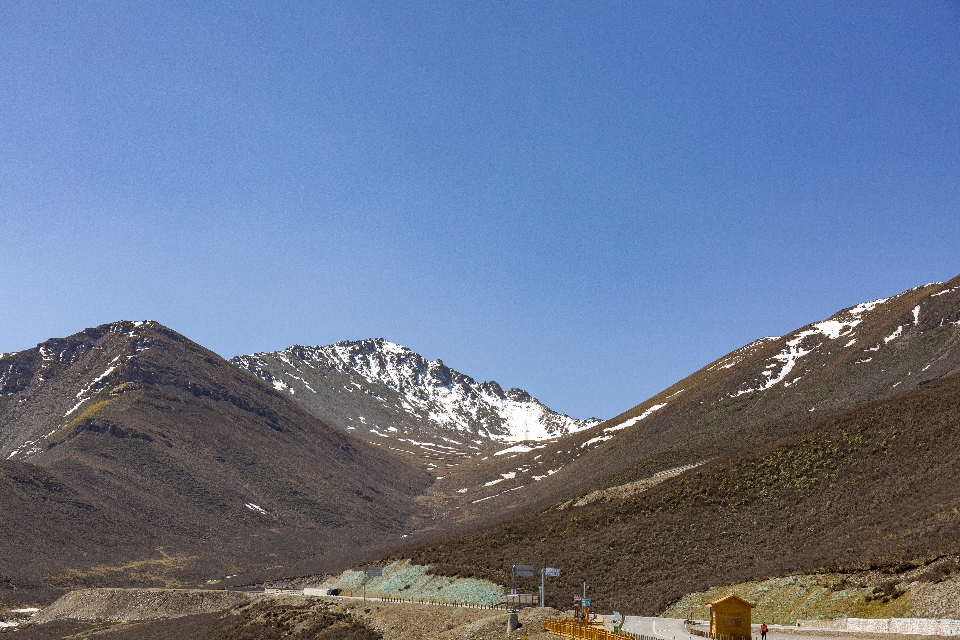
[659,427,879,509]
[663,574,917,624]
[333,560,503,605]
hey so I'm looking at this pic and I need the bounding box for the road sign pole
[511,564,534,598]
[540,569,544,608]
[539,568,559,608]
[363,567,382,602]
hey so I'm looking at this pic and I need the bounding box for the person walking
[761,622,768,640]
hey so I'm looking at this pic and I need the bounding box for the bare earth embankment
[11,588,562,640]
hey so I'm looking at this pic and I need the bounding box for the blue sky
[2,1,958,420]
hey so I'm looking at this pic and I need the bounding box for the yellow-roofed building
[708,594,755,640]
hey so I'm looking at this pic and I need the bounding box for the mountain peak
[232,338,600,458]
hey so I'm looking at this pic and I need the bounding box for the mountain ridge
[231,338,600,462]
[4,273,960,611]
[401,363,960,614]
[535,275,960,493]
[0,321,433,604]
[372,274,960,538]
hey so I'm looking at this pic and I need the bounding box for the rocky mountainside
[413,274,960,524]
[4,274,960,610]
[0,321,432,604]
[572,274,960,487]
[403,364,960,614]
[231,339,599,462]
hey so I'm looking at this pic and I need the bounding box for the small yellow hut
[708,594,755,640]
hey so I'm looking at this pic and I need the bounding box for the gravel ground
[318,597,563,640]
[9,590,563,640]
[31,587,253,623]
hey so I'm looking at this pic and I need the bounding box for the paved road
[622,617,702,640]
[618,618,892,640]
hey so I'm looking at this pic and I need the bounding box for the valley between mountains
[3,274,960,624]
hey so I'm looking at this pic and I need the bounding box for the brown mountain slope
[405,275,960,532]
[400,366,960,614]
[0,321,431,605]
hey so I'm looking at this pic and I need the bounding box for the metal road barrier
[376,596,506,609]
[307,592,507,609]
[545,617,637,639]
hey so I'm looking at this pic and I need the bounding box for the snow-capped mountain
[232,339,600,459]
[0,320,435,599]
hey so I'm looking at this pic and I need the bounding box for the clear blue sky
[2,1,958,420]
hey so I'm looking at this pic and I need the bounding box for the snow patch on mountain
[234,338,600,444]
[494,443,536,456]
[732,297,890,397]
[64,357,122,417]
[604,403,667,434]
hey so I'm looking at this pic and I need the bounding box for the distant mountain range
[231,339,599,461]
[2,273,960,611]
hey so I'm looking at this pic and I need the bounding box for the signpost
[507,564,534,637]
[363,567,382,601]
[540,568,560,608]
[511,564,534,595]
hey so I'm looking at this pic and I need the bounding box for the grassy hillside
[398,369,960,615]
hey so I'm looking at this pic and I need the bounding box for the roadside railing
[376,596,505,609]
[545,617,635,639]
[312,592,506,609]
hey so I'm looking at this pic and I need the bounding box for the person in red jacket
[761,622,769,640]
